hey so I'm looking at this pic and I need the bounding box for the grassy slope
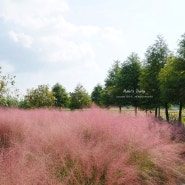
[0,108,185,185]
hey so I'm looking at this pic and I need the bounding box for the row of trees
[19,83,91,110]
[91,34,185,123]
[0,70,92,110]
[0,33,184,123]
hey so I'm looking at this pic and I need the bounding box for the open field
[0,108,185,185]
[109,107,185,124]
[160,110,185,124]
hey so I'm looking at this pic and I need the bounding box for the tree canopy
[0,66,17,106]
[52,83,69,108]
[91,84,104,106]
[25,85,55,108]
[69,84,91,110]
[139,36,169,115]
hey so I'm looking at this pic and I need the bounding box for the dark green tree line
[159,34,185,123]
[91,34,185,124]
[139,35,169,117]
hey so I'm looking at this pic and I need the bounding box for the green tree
[139,35,169,117]
[52,83,69,108]
[177,33,185,60]
[18,99,31,109]
[104,60,121,109]
[6,96,19,107]
[99,87,112,108]
[91,84,103,106]
[104,56,141,113]
[118,53,141,113]
[69,84,91,110]
[159,56,185,124]
[0,66,17,106]
[176,33,185,123]
[25,85,55,108]
[159,56,175,122]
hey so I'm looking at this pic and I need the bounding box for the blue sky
[0,0,185,96]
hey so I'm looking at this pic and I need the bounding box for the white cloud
[0,0,69,29]
[0,61,14,74]
[102,27,124,44]
[0,0,126,94]
[0,0,98,64]
[37,34,96,63]
[78,25,100,38]
[8,31,33,48]
[0,0,124,61]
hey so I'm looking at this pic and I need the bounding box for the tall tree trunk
[158,107,160,118]
[135,106,137,116]
[155,107,157,118]
[165,103,169,122]
[119,105,122,113]
[178,101,182,125]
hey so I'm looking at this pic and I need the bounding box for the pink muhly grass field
[0,107,185,185]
